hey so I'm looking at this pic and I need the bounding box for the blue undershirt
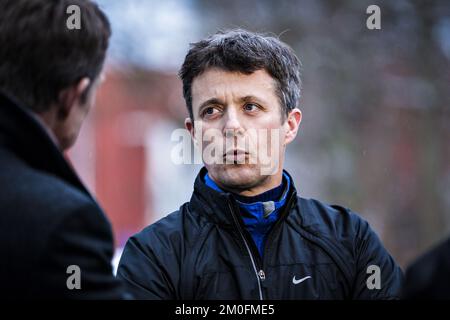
[204,172,291,258]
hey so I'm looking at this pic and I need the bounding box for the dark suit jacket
[402,237,450,299]
[0,92,125,299]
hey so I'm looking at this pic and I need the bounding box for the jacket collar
[0,91,92,198]
[189,167,298,226]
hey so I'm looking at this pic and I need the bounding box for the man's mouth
[223,149,249,163]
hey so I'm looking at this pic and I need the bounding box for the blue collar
[203,171,291,257]
[203,172,291,218]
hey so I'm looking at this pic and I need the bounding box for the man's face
[187,68,301,193]
[58,74,104,150]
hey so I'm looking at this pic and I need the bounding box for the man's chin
[208,164,264,190]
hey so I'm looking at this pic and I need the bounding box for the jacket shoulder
[294,197,403,299]
[133,209,185,244]
[295,197,369,240]
[131,202,209,250]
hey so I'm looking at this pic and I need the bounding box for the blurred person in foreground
[0,0,125,299]
[117,29,403,299]
[402,237,450,299]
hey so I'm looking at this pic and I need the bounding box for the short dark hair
[179,29,302,120]
[0,0,111,112]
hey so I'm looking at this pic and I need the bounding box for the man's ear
[185,117,193,134]
[284,108,302,145]
[185,117,198,147]
[57,77,91,120]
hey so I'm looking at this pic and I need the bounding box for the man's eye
[244,103,258,111]
[202,106,220,117]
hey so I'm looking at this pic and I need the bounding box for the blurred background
[68,0,450,271]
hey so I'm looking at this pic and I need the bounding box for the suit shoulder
[0,151,106,251]
[0,157,95,217]
[403,237,450,298]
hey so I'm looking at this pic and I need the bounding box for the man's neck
[212,170,284,197]
[33,111,60,148]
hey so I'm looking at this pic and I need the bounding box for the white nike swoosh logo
[292,276,312,285]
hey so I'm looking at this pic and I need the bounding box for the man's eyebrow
[240,95,267,104]
[198,98,225,113]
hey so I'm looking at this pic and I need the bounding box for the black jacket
[402,237,450,299]
[117,167,403,300]
[0,92,124,299]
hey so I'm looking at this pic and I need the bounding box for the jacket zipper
[227,201,265,300]
[261,192,297,266]
[227,192,297,300]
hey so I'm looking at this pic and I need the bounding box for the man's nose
[223,107,244,137]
